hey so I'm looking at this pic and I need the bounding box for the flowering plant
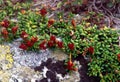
[0,19,19,42]
[0,3,120,81]
[65,53,77,72]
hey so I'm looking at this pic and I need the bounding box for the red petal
[68,43,74,50]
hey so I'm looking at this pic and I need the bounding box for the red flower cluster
[21,9,26,14]
[0,19,10,28]
[47,40,54,47]
[19,36,38,50]
[1,28,8,38]
[19,34,64,50]
[68,43,74,50]
[88,46,94,54]
[40,8,47,16]
[20,31,29,39]
[71,19,76,28]
[48,19,55,27]
[117,54,120,61]
[19,30,38,50]
[50,35,56,42]
[57,41,64,48]
[30,36,38,43]
[19,43,28,50]
[11,26,18,34]
[39,40,47,50]
[26,36,38,47]
[47,35,64,49]
[47,35,56,47]
[66,60,77,71]
[0,19,19,39]
[26,40,34,47]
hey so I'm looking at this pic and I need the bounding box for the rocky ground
[0,40,81,82]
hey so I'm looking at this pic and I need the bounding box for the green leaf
[57,2,62,8]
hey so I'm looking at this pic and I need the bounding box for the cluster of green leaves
[0,10,7,21]
[0,0,31,17]
[87,27,120,82]
[18,10,44,36]
[0,21,18,44]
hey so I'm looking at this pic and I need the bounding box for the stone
[50,49,68,61]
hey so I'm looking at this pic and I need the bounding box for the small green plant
[0,0,32,17]
[86,27,120,82]
[0,0,3,5]
[0,3,120,81]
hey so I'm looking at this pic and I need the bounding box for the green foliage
[87,28,120,81]
[0,1,120,81]
[0,0,31,17]
[18,10,43,36]
[0,0,3,5]
[0,10,7,21]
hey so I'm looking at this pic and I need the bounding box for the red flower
[11,26,18,34]
[19,43,28,50]
[117,54,120,61]
[26,40,34,47]
[47,40,54,47]
[57,41,64,48]
[88,46,94,54]
[21,9,26,14]
[0,19,10,28]
[66,60,77,71]
[1,28,8,38]
[20,31,28,39]
[40,8,47,16]
[48,19,55,27]
[30,36,38,43]
[68,43,74,50]
[39,40,47,50]
[50,35,56,42]
[71,19,76,28]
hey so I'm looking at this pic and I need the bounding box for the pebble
[42,66,49,78]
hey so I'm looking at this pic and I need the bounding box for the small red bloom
[47,40,54,47]
[11,26,18,34]
[20,31,28,39]
[19,43,28,50]
[30,36,38,43]
[39,40,47,50]
[0,19,10,28]
[88,46,94,54]
[48,19,55,27]
[66,60,77,71]
[68,43,74,50]
[26,40,34,47]
[21,9,26,14]
[50,35,56,42]
[67,61,73,67]
[71,19,76,28]
[1,28,8,38]
[40,8,47,16]
[57,41,64,48]
[117,54,120,61]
